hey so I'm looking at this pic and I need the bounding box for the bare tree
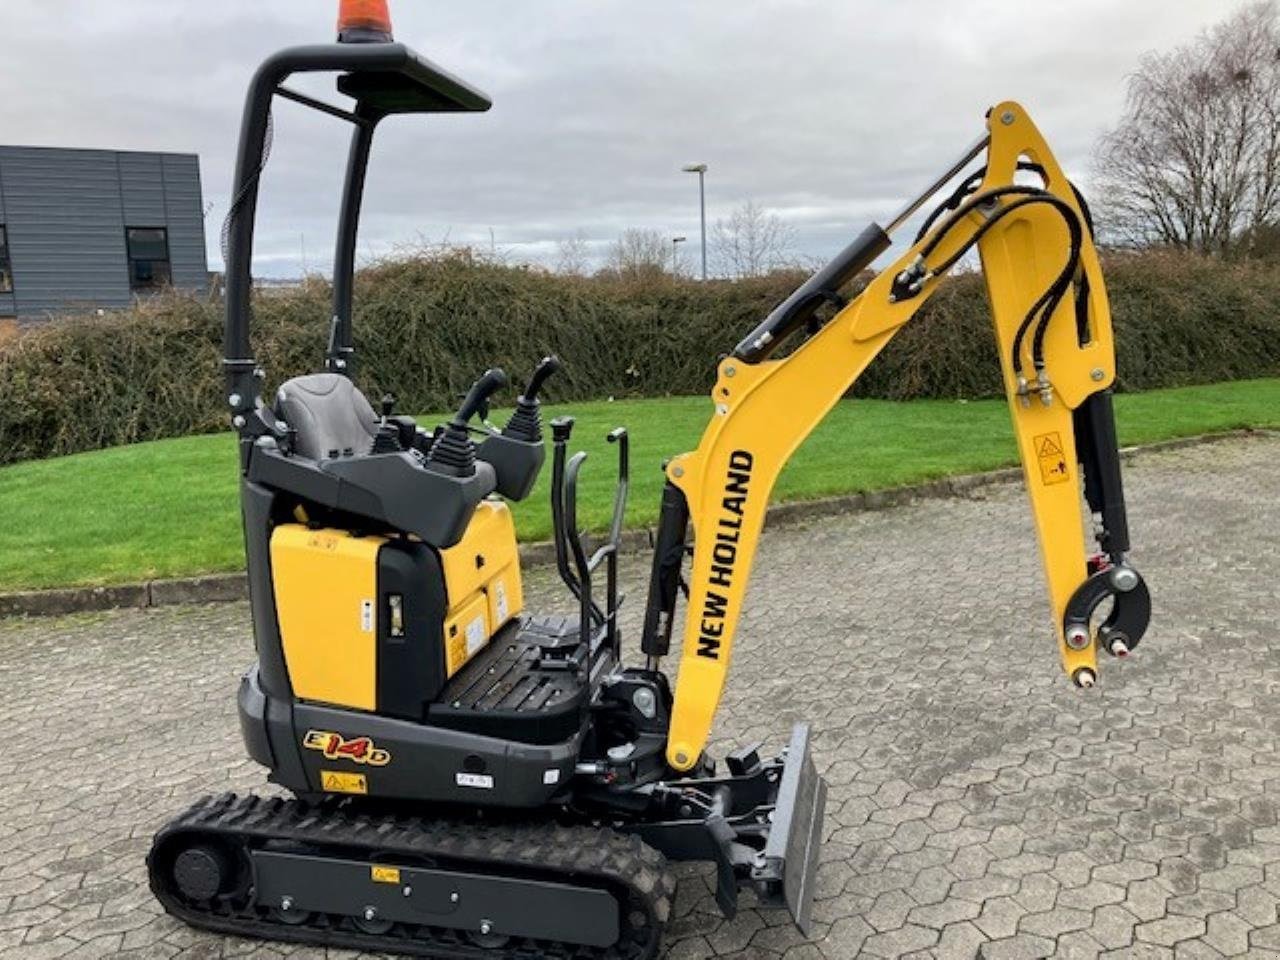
[604,228,670,281]
[1093,1,1280,254]
[711,200,797,278]
[555,232,590,275]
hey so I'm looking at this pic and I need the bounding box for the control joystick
[503,355,563,444]
[427,369,509,476]
[370,392,402,453]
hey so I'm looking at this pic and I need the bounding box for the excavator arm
[642,102,1151,773]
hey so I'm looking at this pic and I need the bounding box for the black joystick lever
[427,369,509,476]
[371,392,402,453]
[524,355,563,404]
[504,355,563,444]
[456,368,508,426]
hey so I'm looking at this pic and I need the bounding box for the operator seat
[275,373,379,460]
[263,372,496,549]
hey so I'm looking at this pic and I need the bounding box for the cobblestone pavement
[2,434,1278,960]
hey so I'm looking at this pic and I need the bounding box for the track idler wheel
[171,844,235,902]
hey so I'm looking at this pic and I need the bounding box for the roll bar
[223,42,490,429]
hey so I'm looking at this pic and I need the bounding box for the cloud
[0,0,1233,276]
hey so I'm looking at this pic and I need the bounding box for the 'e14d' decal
[303,730,391,766]
[696,449,754,661]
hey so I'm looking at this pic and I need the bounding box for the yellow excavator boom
[642,102,1151,772]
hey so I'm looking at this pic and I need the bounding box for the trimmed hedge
[1,249,1278,466]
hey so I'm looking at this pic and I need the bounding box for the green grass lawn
[1,379,1276,592]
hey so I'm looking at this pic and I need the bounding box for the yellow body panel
[271,503,523,710]
[485,563,522,637]
[664,102,1115,770]
[440,502,518,606]
[271,526,384,712]
[444,592,491,677]
[439,500,523,675]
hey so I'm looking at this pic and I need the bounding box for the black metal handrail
[549,419,629,658]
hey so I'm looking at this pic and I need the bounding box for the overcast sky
[0,1,1236,277]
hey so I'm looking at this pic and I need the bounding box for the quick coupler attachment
[1063,561,1152,664]
[629,723,828,936]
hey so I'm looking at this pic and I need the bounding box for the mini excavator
[148,2,1152,956]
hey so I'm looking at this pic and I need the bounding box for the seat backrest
[275,373,378,461]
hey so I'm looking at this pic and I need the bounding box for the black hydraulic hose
[924,194,1047,272]
[1020,200,1083,373]
[912,187,1083,378]
[913,169,986,243]
[917,186,1046,260]
[1029,272,1077,372]
[913,162,1049,244]
[221,111,274,269]
[1012,271,1070,379]
[935,194,1081,377]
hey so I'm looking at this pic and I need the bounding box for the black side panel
[242,480,292,700]
[376,539,448,721]
[256,667,312,795]
[245,444,495,550]
[237,670,274,769]
[292,701,579,807]
[250,851,620,947]
[322,453,495,548]
[478,433,546,501]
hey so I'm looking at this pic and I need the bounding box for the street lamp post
[671,235,687,275]
[682,163,708,280]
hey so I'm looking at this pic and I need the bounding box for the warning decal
[320,770,367,794]
[1034,432,1070,485]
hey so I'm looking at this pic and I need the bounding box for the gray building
[0,146,209,326]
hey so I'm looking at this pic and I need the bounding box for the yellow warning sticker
[1034,432,1070,485]
[371,865,401,885]
[320,770,368,794]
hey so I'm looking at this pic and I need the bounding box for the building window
[125,227,171,291]
[0,225,12,294]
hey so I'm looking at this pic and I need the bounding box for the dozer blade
[627,722,828,935]
[756,723,827,934]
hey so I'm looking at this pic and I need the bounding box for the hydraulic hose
[909,186,1083,381]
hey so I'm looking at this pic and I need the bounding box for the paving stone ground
[2,434,1278,960]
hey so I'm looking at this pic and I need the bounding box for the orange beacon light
[337,0,394,43]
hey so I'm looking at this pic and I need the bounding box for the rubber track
[148,793,678,960]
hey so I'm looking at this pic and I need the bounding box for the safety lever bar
[550,419,629,657]
[595,428,629,660]
[549,417,586,610]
